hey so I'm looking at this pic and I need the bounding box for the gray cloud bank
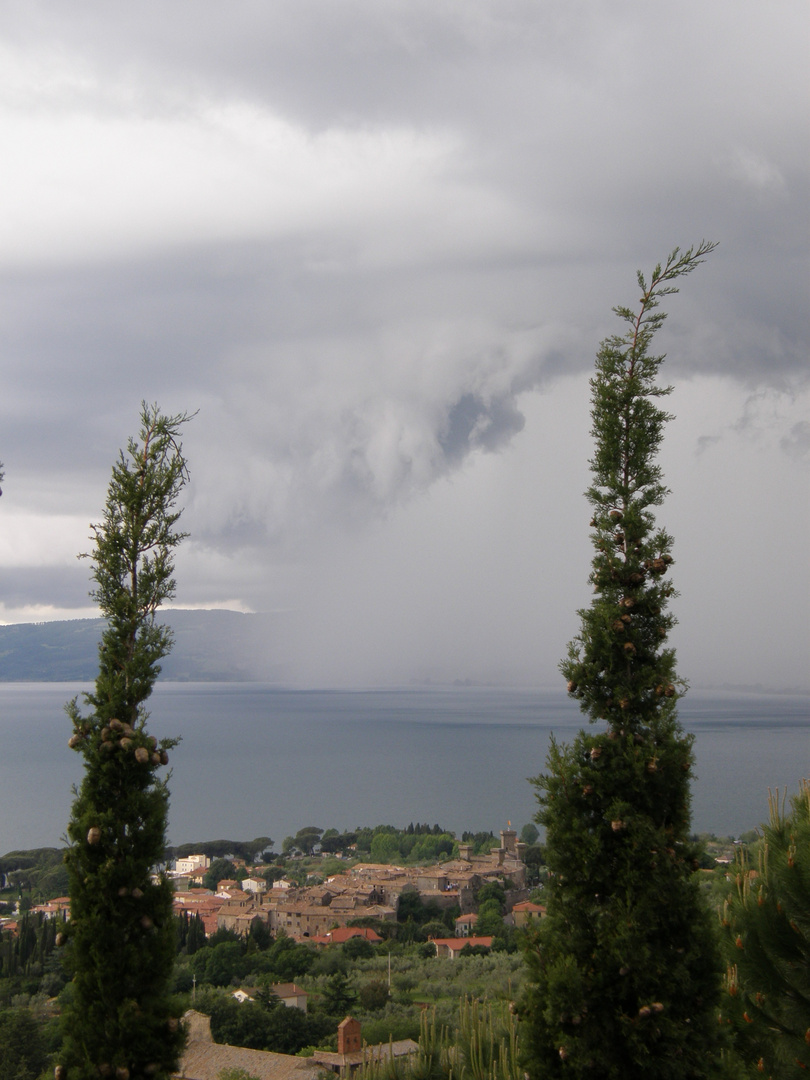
[0,1,807,690]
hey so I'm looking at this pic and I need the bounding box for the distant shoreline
[0,613,807,695]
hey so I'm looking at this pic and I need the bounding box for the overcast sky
[0,1,807,691]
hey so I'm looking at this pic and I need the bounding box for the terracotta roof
[272,983,308,999]
[217,900,257,915]
[175,1011,321,1080]
[329,897,361,910]
[431,936,494,951]
[325,926,382,943]
[178,1039,318,1078]
[363,905,397,919]
[178,900,224,914]
[201,913,220,936]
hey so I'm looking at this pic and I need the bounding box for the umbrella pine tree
[60,403,193,1079]
[519,243,725,1078]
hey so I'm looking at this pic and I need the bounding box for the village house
[170,873,201,891]
[242,876,268,895]
[216,894,262,934]
[271,983,308,1012]
[175,854,211,875]
[454,912,478,936]
[507,900,546,928]
[309,926,382,947]
[430,936,494,959]
[32,896,71,920]
[268,901,391,938]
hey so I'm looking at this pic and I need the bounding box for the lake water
[1,682,808,855]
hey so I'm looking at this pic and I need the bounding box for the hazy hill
[0,610,278,682]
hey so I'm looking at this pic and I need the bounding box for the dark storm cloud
[0,1,807,688]
[439,391,526,465]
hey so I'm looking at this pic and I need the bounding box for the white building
[175,854,211,875]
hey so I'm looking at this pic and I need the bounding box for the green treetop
[60,403,194,1080]
[519,244,725,1079]
[562,241,717,726]
[720,783,810,1077]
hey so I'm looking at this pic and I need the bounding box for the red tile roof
[325,926,382,943]
[431,936,494,951]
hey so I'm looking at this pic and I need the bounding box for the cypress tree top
[520,244,724,1079]
[561,241,718,732]
[60,404,194,1080]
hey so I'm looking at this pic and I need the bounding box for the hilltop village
[0,827,547,1077]
[170,829,538,948]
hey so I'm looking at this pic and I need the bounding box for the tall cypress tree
[60,403,193,1079]
[519,244,724,1078]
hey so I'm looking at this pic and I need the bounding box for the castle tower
[500,828,517,855]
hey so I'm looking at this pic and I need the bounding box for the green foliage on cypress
[60,404,194,1079]
[519,245,725,1078]
[720,782,810,1078]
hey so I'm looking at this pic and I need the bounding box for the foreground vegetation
[0,830,755,1076]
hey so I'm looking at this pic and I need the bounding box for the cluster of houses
[1,832,545,1079]
[170,830,543,1078]
[170,829,541,949]
[0,830,546,956]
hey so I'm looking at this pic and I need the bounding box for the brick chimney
[338,1017,361,1055]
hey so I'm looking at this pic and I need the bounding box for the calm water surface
[1,683,807,853]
